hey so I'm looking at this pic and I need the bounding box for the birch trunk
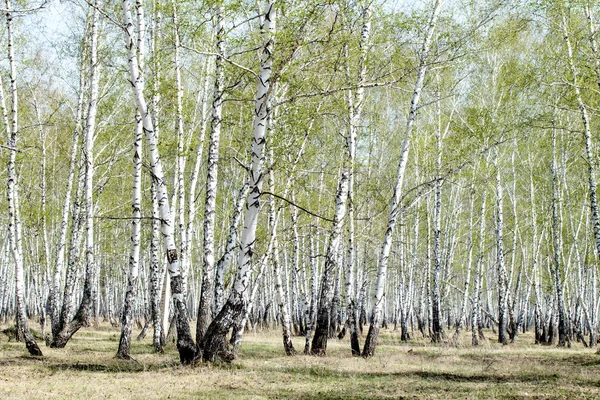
[454,174,476,340]
[4,0,42,356]
[341,1,370,356]
[431,87,444,342]
[362,0,442,357]
[201,1,275,362]
[551,110,569,347]
[304,232,318,354]
[471,194,487,345]
[173,1,189,299]
[196,4,225,345]
[148,0,164,353]
[117,114,143,359]
[311,171,349,356]
[122,0,196,364]
[561,12,600,265]
[214,182,249,314]
[272,226,296,355]
[49,66,84,338]
[494,148,508,345]
[51,0,100,348]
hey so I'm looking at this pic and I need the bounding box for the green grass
[1,321,599,399]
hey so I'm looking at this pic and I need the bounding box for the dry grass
[1,321,599,399]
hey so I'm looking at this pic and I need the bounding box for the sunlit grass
[1,320,599,399]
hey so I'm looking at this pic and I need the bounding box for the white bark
[202,1,276,362]
[5,0,41,355]
[494,148,508,345]
[122,0,196,363]
[561,12,600,262]
[214,181,249,314]
[173,2,189,299]
[342,1,370,356]
[197,4,225,345]
[117,113,143,359]
[311,170,349,355]
[362,0,442,357]
[51,0,100,348]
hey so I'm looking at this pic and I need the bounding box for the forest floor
[1,321,599,399]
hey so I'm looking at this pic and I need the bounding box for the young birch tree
[201,1,276,362]
[121,0,196,364]
[362,0,442,358]
[4,0,42,356]
[196,3,225,346]
[116,114,143,359]
[51,0,100,348]
[341,1,370,357]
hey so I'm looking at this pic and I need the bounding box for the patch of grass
[1,320,600,399]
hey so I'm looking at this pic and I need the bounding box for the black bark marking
[167,248,178,264]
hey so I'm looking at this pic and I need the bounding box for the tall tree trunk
[471,194,486,345]
[4,0,42,356]
[561,12,600,272]
[311,171,349,356]
[48,65,84,339]
[117,114,143,359]
[362,0,442,357]
[51,0,100,349]
[148,0,164,353]
[550,108,568,347]
[201,1,275,362]
[122,0,196,364]
[494,148,508,346]
[431,85,444,343]
[196,4,225,346]
[454,173,476,340]
[341,0,370,357]
[172,1,189,300]
[214,182,249,314]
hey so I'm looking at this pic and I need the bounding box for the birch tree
[196,3,225,346]
[121,0,196,364]
[362,0,442,358]
[201,0,276,362]
[4,0,42,356]
[51,0,100,349]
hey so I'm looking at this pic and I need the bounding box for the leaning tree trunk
[214,182,249,314]
[310,170,349,356]
[51,0,100,349]
[49,71,84,339]
[201,1,276,362]
[122,0,196,364]
[562,12,600,276]
[4,0,42,356]
[362,0,442,358]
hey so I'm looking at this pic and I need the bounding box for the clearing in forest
[1,322,599,399]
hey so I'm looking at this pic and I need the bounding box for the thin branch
[260,191,334,223]
[0,0,47,14]
[181,45,258,78]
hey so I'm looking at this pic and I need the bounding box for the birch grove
[2,0,600,368]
